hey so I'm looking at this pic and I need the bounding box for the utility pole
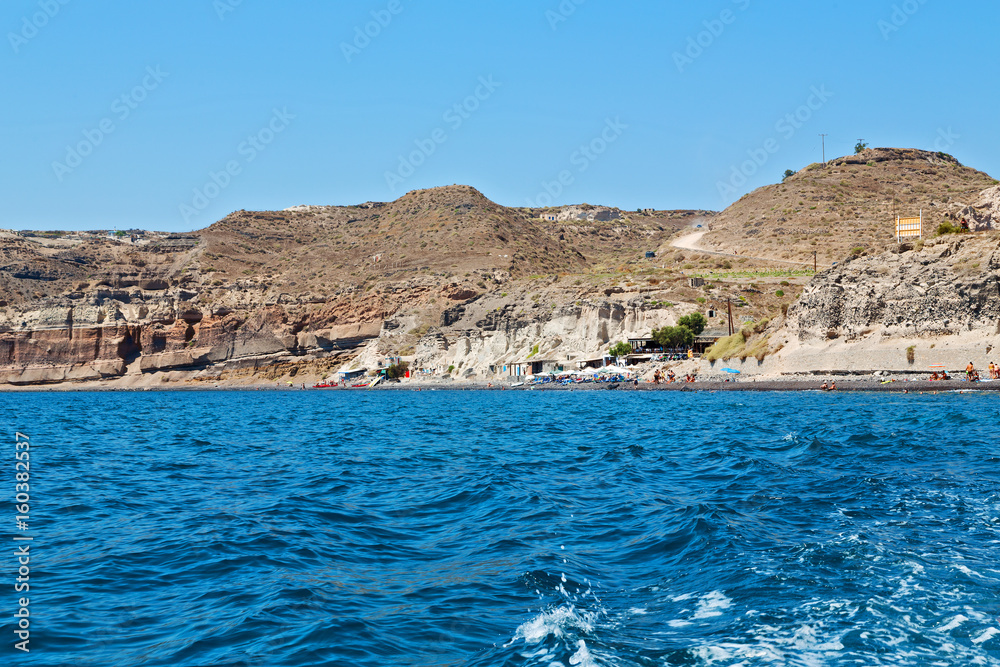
[727,298,734,336]
[819,134,828,165]
[813,250,817,273]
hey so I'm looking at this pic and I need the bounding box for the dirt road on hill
[670,231,822,268]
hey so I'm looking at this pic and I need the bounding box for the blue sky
[2,0,997,231]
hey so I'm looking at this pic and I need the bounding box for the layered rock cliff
[0,186,706,385]
[756,233,1000,374]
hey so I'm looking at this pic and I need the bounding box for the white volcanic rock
[961,185,1000,231]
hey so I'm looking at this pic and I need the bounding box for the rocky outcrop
[753,234,1000,375]
[353,291,700,379]
[960,185,1000,231]
[0,286,384,384]
[789,237,1000,341]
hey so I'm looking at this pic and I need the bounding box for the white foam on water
[691,644,734,662]
[628,607,647,615]
[972,627,999,644]
[506,603,620,667]
[954,564,983,578]
[510,605,596,645]
[667,619,692,628]
[693,591,733,619]
[568,639,595,666]
[937,614,968,632]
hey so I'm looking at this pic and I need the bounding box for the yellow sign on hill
[895,212,922,242]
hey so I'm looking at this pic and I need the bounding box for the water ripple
[1,390,998,666]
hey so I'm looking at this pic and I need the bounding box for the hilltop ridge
[703,147,997,264]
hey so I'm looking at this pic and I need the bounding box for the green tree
[385,361,409,380]
[854,139,869,154]
[678,312,707,336]
[783,169,795,180]
[652,325,694,349]
[609,341,632,358]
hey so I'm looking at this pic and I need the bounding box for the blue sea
[3,390,1000,666]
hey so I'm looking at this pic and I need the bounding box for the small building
[504,359,561,376]
[627,336,660,354]
[689,277,705,288]
[645,251,656,259]
[539,213,557,222]
[693,328,728,354]
[337,368,368,380]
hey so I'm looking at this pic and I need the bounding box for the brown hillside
[197,185,589,293]
[702,148,998,264]
[533,208,715,267]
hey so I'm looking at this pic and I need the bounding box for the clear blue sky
[3,0,997,231]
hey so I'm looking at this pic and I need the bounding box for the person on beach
[667,369,676,383]
[966,362,976,381]
[820,381,828,390]
[830,381,837,390]
[929,371,939,381]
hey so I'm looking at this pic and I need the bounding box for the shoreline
[0,378,997,393]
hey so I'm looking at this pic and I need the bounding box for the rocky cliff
[0,186,709,386]
[744,233,1000,374]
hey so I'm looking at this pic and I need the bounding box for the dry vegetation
[703,148,998,264]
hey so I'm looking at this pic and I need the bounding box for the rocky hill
[4,147,1000,388]
[702,148,998,265]
[0,187,715,385]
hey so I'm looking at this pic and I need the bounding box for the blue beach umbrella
[722,368,740,374]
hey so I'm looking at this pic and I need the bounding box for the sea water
[2,389,999,666]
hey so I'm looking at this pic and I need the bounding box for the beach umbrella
[722,368,741,374]
[928,364,946,369]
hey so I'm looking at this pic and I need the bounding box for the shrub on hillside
[936,221,966,236]
[385,361,409,380]
[704,332,745,361]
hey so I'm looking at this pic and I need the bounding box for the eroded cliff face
[0,273,453,385]
[757,234,1000,374]
[353,290,696,379]
[789,236,1000,341]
